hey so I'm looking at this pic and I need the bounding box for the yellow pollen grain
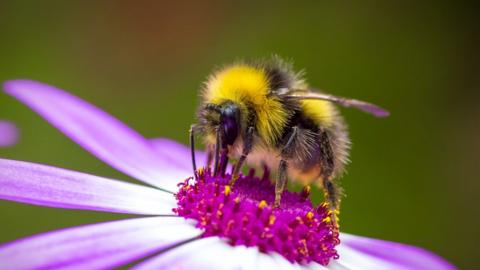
[258,200,267,209]
[224,185,231,196]
[306,211,314,220]
[268,215,276,225]
[322,216,331,223]
[298,239,309,256]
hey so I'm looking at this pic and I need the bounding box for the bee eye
[221,104,240,146]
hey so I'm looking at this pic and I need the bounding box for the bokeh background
[0,1,478,269]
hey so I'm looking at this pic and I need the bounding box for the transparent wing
[285,90,390,117]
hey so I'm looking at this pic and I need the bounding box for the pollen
[224,185,231,196]
[258,200,267,209]
[268,214,276,225]
[174,170,340,265]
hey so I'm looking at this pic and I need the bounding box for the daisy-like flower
[0,80,456,270]
[0,120,19,147]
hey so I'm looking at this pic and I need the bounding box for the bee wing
[285,90,390,117]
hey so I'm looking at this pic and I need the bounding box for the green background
[0,1,478,269]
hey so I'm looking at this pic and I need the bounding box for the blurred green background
[0,1,478,269]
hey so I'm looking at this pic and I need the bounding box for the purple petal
[150,138,208,170]
[331,233,457,270]
[0,120,19,147]
[4,80,190,192]
[150,138,233,173]
[0,158,176,215]
[0,217,201,270]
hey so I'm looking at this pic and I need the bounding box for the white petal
[133,237,260,270]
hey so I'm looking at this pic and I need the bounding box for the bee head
[203,101,241,146]
[219,102,241,146]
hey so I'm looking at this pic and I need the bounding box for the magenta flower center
[174,169,340,265]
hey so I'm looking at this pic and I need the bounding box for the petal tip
[340,233,458,270]
[0,120,19,147]
[3,79,41,97]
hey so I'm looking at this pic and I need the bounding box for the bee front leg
[219,148,229,177]
[213,127,222,176]
[274,127,299,208]
[189,125,198,179]
[230,126,254,185]
[206,145,214,170]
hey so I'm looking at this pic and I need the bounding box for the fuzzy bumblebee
[190,57,389,223]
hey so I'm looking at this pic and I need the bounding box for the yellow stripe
[300,99,335,126]
[205,64,288,144]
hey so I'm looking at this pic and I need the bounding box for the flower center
[174,169,340,265]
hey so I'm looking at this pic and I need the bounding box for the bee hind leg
[321,177,343,225]
[318,128,343,225]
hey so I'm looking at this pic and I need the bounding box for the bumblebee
[190,57,388,220]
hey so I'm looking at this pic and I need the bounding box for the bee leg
[189,125,197,180]
[318,128,342,225]
[322,177,342,225]
[206,146,214,171]
[219,148,229,177]
[230,126,254,185]
[261,162,270,181]
[274,127,299,208]
[213,127,221,176]
[274,159,288,207]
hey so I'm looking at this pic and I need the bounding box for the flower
[0,80,456,270]
[0,120,19,147]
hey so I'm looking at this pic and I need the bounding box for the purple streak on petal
[3,80,189,192]
[132,237,260,270]
[334,233,457,270]
[150,138,208,170]
[0,120,19,147]
[0,158,176,215]
[0,217,201,270]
